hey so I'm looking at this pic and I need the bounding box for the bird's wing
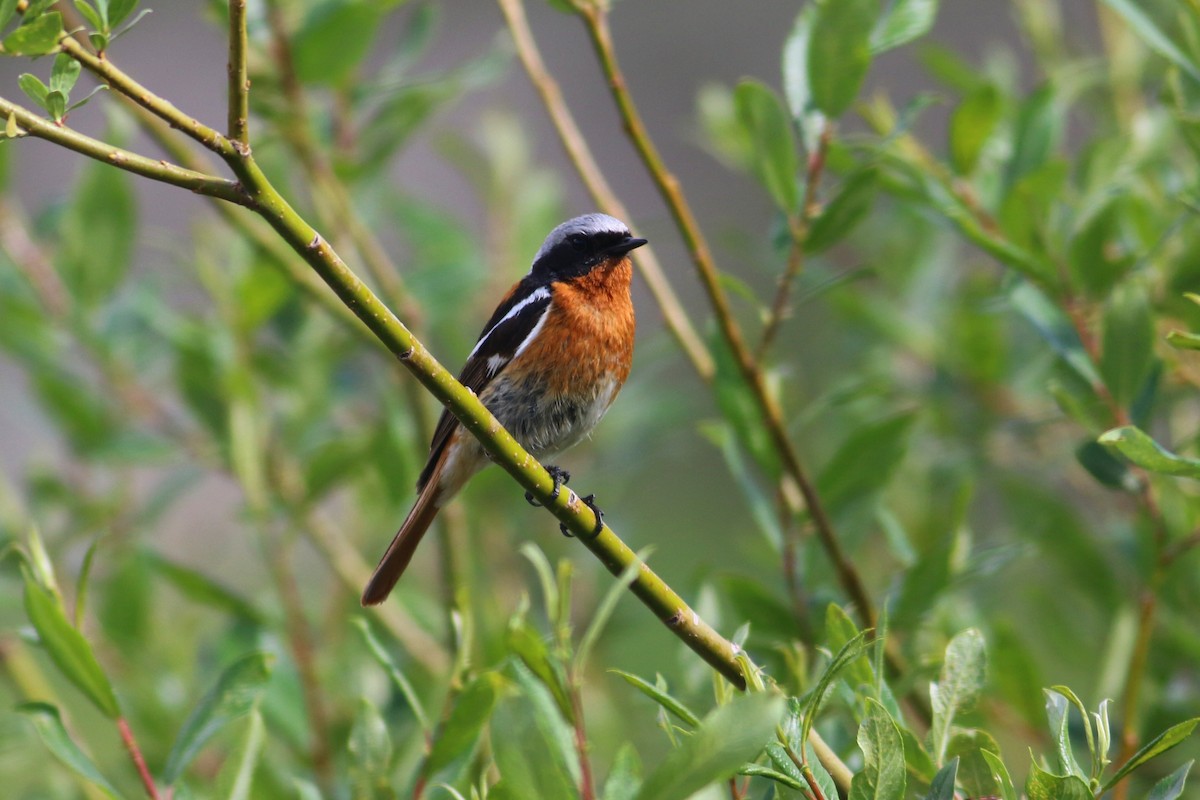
[417,282,552,489]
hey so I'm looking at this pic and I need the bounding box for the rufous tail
[361,476,443,606]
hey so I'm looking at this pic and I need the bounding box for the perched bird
[362,213,646,605]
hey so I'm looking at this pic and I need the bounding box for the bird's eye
[567,233,588,252]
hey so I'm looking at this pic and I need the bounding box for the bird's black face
[531,228,648,283]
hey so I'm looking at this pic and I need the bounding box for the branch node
[307,233,323,251]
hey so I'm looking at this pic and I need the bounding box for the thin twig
[496,0,714,381]
[0,198,69,316]
[260,0,423,329]
[0,97,248,203]
[757,123,833,358]
[570,686,596,800]
[58,36,239,159]
[117,717,160,800]
[575,4,877,632]
[264,531,335,789]
[227,0,250,147]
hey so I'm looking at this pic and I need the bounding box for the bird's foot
[560,494,604,539]
[525,465,571,507]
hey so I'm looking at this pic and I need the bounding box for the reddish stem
[117,717,159,800]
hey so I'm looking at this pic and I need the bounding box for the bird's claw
[560,493,604,538]
[525,465,571,507]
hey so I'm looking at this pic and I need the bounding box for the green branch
[0,97,247,203]
[227,0,250,147]
[574,4,877,632]
[58,35,238,158]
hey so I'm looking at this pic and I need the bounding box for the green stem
[0,98,247,203]
[227,0,250,147]
[59,36,238,158]
[576,4,876,632]
[225,152,750,687]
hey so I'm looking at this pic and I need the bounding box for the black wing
[417,281,552,489]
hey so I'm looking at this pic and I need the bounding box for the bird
[361,213,646,605]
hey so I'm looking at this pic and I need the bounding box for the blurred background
[4,0,1199,798]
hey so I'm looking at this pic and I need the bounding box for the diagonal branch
[0,97,248,203]
[58,35,239,159]
[574,3,878,631]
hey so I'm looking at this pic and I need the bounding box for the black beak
[605,237,648,258]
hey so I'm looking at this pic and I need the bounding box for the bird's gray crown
[533,213,630,264]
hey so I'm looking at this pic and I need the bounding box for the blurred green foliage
[2,0,1200,798]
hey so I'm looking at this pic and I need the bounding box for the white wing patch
[486,354,507,376]
[512,305,549,360]
[468,286,551,360]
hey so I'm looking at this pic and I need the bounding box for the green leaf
[17,73,50,110]
[781,5,827,151]
[507,620,573,724]
[924,757,958,800]
[980,749,1018,800]
[50,52,80,96]
[817,411,916,519]
[226,710,265,800]
[423,671,506,778]
[60,157,136,303]
[2,11,63,55]
[1043,689,1085,779]
[147,551,263,623]
[1148,760,1192,800]
[1025,762,1091,800]
[610,670,700,728]
[734,80,799,213]
[1101,718,1200,792]
[764,741,805,789]
[949,84,1001,174]
[1008,279,1102,387]
[22,569,121,718]
[825,604,875,690]
[1068,196,1137,298]
[107,0,138,28]
[1100,279,1155,410]
[353,618,430,733]
[870,0,937,53]
[17,703,121,798]
[46,90,66,122]
[807,0,879,117]
[1076,439,1139,491]
[1097,0,1200,83]
[1099,426,1200,480]
[348,698,393,796]
[1167,329,1200,350]
[491,665,580,800]
[930,629,986,764]
[700,422,783,549]
[292,1,385,86]
[602,742,642,800]
[849,699,906,800]
[162,652,275,785]
[575,551,643,670]
[945,730,1003,798]
[802,627,873,746]
[633,693,783,800]
[73,0,103,33]
[806,168,878,254]
[0,0,21,30]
